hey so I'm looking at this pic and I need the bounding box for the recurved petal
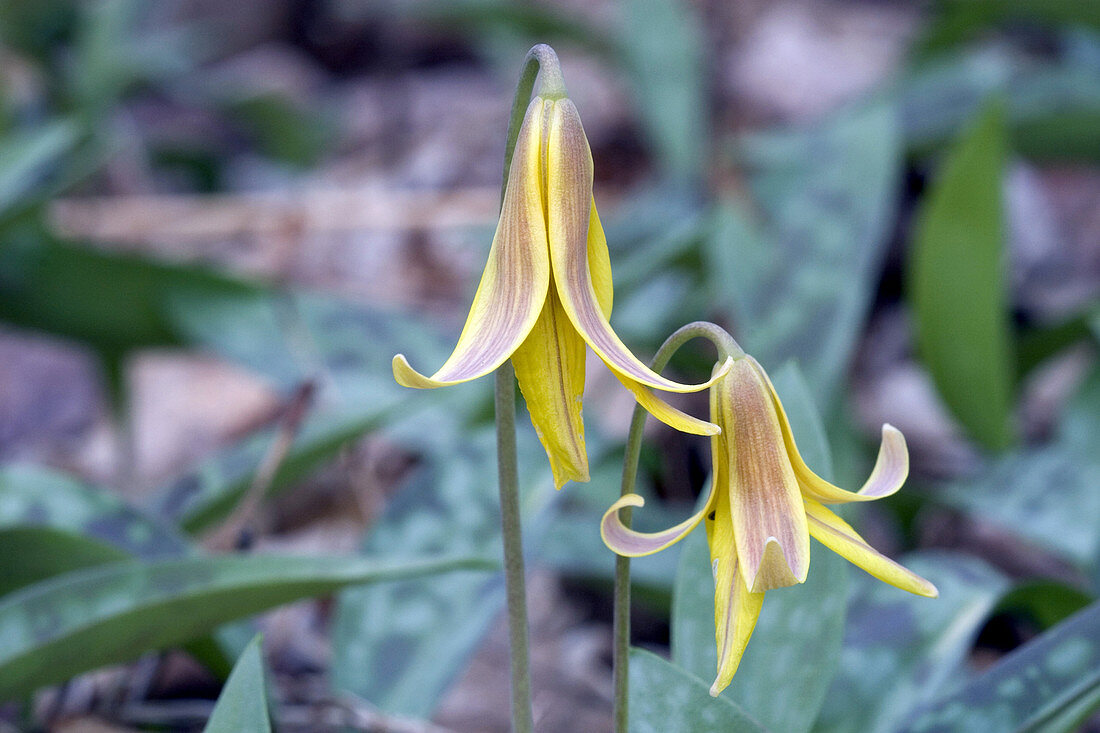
[754,359,909,503]
[614,372,721,436]
[600,486,718,558]
[706,464,764,697]
[392,98,550,389]
[545,98,723,395]
[511,282,589,488]
[722,359,810,593]
[805,499,938,598]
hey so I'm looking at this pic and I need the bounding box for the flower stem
[495,363,534,733]
[489,43,569,733]
[501,44,566,205]
[612,321,742,733]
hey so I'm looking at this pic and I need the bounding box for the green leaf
[916,0,1100,59]
[672,362,845,733]
[904,600,1100,733]
[718,101,902,407]
[618,0,705,183]
[0,238,267,359]
[0,552,491,699]
[629,648,770,733]
[224,93,331,168]
[203,635,271,733]
[0,526,129,597]
[0,121,80,217]
[330,427,552,717]
[909,101,1014,451]
[814,552,1010,733]
[995,581,1095,632]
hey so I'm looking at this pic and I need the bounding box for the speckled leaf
[203,635,271,733]
[0,552,490,699]
[0,526,129,597]
[814,552,1010,733]
[331,426,553,718]
[903,600,1100,733]
[0,463,190,558]
[716,102,901,406]
[672,363,845,733]
[909,102,1014,451]
[937,369,1100,569]
[629,648,770,733]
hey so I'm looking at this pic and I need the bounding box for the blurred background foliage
[0,0,1097,731]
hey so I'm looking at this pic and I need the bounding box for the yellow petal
[614,372,722,436]
[705,461,764,697]
[721,359,810,592]
[544,98,723,395]
[586,199,613,318]
[805,499,938,598]
[393,98,550,389]
[754,359,909,503]
[511,281,588,488]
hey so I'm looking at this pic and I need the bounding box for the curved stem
[500,44,567,206]
[612,321,741,733]
[495,363,534,733]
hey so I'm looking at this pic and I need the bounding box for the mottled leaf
[904,600,1100,733]
[672,363,845,733]
[717,102,902,406]
[815,552,1010,733]
[331,426,553,718]
[0,552,491,699]
[203,634,271,733]
[937,369,1100,569]
[909,101,1014,450]
[0,463,190,558]
[629,648,769,733]
[899,41,1100,161]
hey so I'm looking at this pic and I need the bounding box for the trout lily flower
[393,84,727,488]
[601,354,938,696]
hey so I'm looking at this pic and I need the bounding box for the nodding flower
[602,353,937,696]
[393,59,728,488]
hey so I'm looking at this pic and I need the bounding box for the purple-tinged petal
[545,98,724,395]
[393,99,550,389]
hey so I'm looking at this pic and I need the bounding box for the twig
[202,381,316,552]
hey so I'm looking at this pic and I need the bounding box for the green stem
[500,44,567,205]
[612,321,742,733]
[495,363,534,733]
[490,44,569,733]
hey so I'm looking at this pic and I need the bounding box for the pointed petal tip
[709,680,723,698]
[392,354,436,389]
[747,537,805,592]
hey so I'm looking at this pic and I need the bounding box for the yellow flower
[393,88,727,488]
[601,354,937,696]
